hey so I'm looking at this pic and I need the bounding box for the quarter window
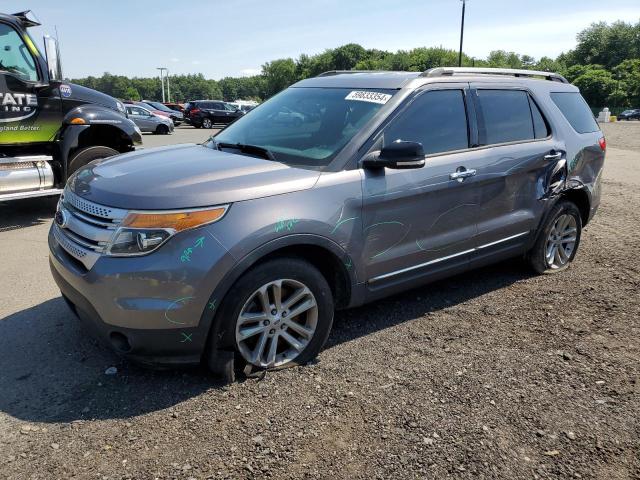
[476,89,535,145]
[0,23,39,82]
[550,92,599,134]
[384,89,469,155]
[529,97,550,139]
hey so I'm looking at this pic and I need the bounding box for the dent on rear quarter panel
[204,170,364,285]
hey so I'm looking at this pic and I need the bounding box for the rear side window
[476,90,535,145]
[385,89,469,155]
[550,92,599,133]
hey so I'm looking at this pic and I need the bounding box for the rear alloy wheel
[202,117,213,129]
[527,200,582,274]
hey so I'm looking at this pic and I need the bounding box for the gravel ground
[0,123,638,479]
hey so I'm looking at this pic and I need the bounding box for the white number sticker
[345,91,392,105]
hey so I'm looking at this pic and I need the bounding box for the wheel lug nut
[263,320,270,326]
[281,324,286,329]
[269,329,275,335]
[271,309,277,315]
[282,311,287,317]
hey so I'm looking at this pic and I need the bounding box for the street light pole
[458,0,467,67]
[166,70,171,103]
[157,67,167,102]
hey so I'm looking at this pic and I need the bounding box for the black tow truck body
[0,10,142,202]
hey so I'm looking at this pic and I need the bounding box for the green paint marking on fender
[275,218,299,233]
[180,332,193,343]
[194,236,205,248]
[164,296,193,325]
[208,300,217,311]
[331,216,357,234]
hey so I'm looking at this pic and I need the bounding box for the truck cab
[0,10,142,202]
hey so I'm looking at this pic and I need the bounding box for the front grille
[53,188,129,270]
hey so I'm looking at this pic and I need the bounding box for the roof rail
[421,67,569,84]
[316,70,388,77]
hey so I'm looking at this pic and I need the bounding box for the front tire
[202,117,213,129]
[209,258,334,372]
[155,124,169,135]
[67,146,119,178]
[527,200,582,274]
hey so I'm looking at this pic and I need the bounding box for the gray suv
[48,68,605,377]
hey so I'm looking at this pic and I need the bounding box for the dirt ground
[0,123,638,480]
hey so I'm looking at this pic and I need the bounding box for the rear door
[361,84,481,290]
[468,85,563,259]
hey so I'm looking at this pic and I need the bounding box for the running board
[0,188,63,202]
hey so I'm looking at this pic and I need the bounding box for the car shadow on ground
[0,196,58,232]
[0,260,531,424]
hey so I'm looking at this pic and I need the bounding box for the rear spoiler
[11,10,41,28]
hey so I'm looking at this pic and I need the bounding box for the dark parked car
[142,100,184,125]
[49,68,605,378]
[124,100,172,120]
[184,100,244,128]
[618,109,640,120]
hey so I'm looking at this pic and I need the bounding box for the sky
[3,0,639,79]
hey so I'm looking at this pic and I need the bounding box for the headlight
[106,206,228,256]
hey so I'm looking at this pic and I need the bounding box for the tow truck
[0,10,141,202]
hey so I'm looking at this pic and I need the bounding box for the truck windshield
[209,87,395,169]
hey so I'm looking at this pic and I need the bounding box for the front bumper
[48,224,235,366]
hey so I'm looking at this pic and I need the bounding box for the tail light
[598,137,606,151]
[190,108,201,116]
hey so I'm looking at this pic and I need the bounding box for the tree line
[71,20,640,111]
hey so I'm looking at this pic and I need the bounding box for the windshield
[146,101,173,112]
[210,87,395,169]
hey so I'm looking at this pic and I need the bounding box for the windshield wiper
[214,141,277,162]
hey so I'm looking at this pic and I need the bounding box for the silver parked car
[125,105,174,134]
[49,68,605,378]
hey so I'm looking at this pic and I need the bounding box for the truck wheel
[202,118,213,129]
[526,200,582,274]
[155,124,169,135]
[67,146,119,178]
[207,258,334,374]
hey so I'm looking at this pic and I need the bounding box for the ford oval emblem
[55,210,68,228]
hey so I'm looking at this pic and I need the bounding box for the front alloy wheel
[202,117,213,129]
[236,279,318,368]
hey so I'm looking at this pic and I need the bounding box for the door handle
[544,152,563,161]
[450,168,477,182]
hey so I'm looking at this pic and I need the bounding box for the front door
[361,85,480,290]
[0,21,62,147]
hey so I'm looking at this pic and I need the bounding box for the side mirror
[43,35,63,81]
[361,141,425,170]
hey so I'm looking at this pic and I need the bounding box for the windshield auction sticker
[345,91,392,105]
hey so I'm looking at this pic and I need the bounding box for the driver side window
[0,23,39,82]
[384,89,469,156]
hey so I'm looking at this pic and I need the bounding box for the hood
[61,82,123,113]
[69,144,321,209]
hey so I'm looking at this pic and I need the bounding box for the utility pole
[458,0,467,67]
[157,67,167,102]
[166,70,171,103]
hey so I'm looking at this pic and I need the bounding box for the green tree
[572,67,617,107]
[262,58,297,97]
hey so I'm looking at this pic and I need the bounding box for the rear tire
[527,200,582,274]
[207,258,334,373]
[67,146,119,178]
[202,117,213,129]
